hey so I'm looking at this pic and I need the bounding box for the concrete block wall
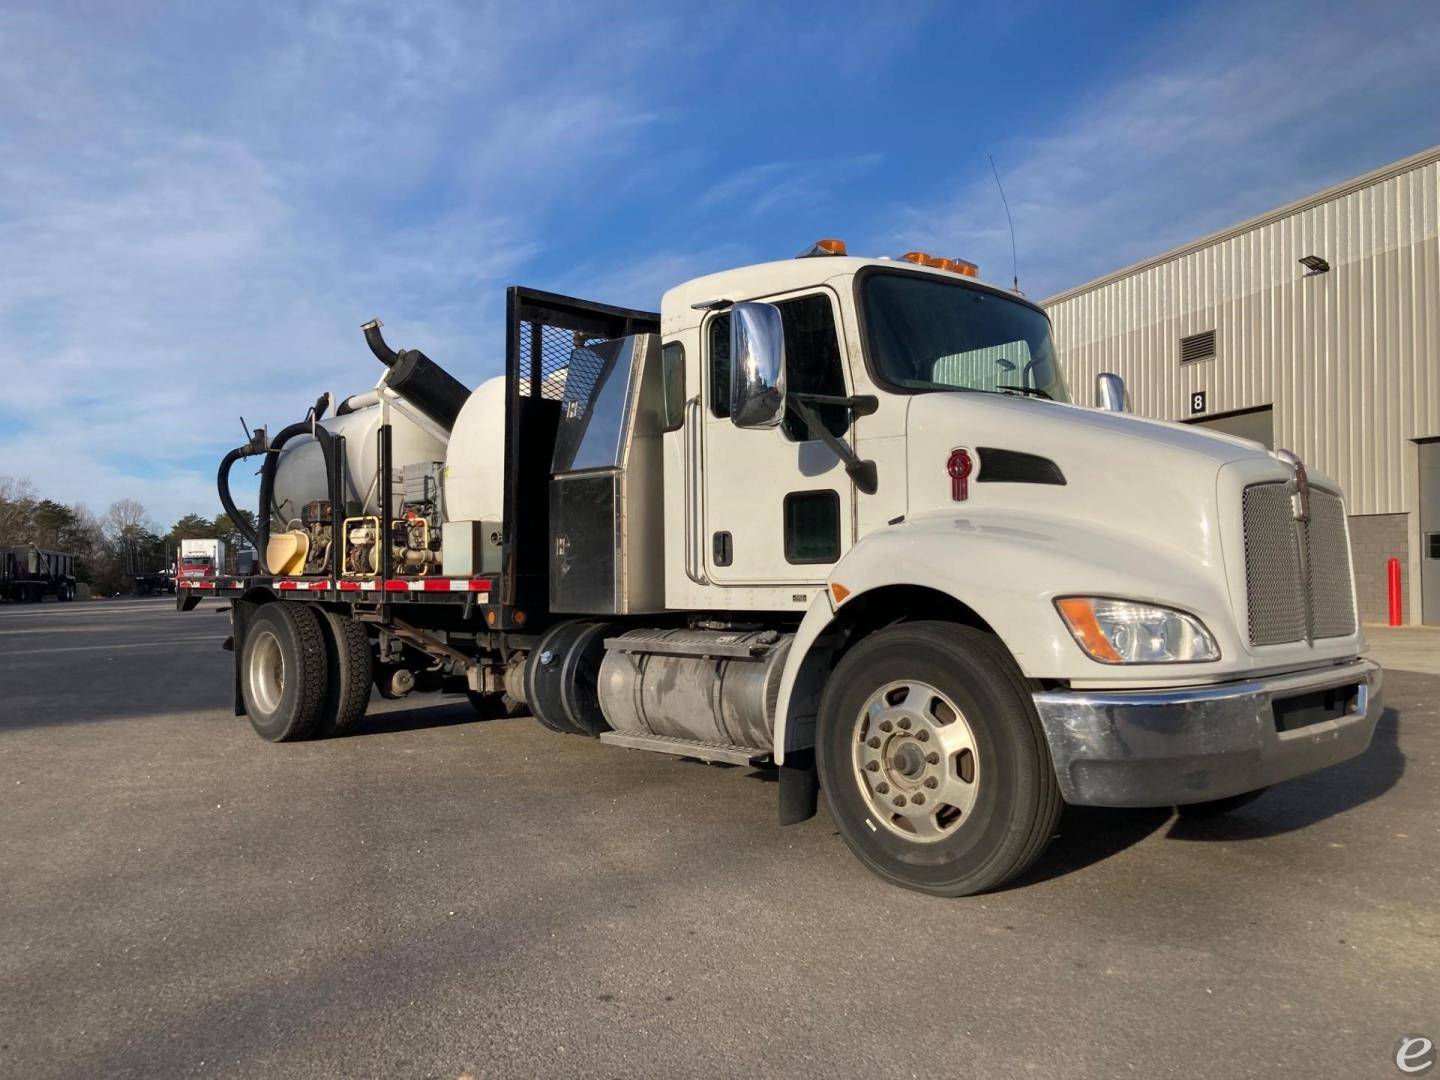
[1349,513,1408,624]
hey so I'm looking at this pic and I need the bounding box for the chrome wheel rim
[850,679,980,843]
[248,629,285,715]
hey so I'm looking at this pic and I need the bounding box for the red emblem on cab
[947,448,973,501]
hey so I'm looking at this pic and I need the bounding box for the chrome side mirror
[729,302,787,429]
[1095,372,1128,412]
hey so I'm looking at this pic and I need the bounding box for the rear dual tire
[242,602,329,742]
[241,603,372,742]
[817,622,1061,898]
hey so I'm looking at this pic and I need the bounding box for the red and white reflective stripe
[181,581,216,590]
[267,577,491,597]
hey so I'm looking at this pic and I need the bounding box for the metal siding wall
[1047,157,1440,516]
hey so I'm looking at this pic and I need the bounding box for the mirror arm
[787,396,878,496]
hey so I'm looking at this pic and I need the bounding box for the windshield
[861,272,1069,402]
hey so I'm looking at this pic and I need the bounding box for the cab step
[597,730,771,766]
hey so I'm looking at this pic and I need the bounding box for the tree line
[0,475,255,595]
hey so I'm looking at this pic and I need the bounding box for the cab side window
[778,293,847,440]
[709,314,732,419]
[707,294,847,438]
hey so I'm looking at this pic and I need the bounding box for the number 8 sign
[1190,390,1207,415]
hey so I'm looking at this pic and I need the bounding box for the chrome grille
[1241,481,1356,646]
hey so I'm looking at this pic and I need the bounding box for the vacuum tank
[269,389,449,528]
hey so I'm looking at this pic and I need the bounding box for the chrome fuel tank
[597,628,794,751]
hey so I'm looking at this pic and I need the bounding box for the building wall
[1045,147,1440,623]
[1350,514,1408,624]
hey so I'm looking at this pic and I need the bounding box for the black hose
[217,447,264,555]
[362,319,399,367]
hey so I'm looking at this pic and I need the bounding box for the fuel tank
[597,628,794,751]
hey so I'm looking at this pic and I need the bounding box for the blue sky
[2,0,1437,527]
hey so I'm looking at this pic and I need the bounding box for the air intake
[1180,330,1216,364]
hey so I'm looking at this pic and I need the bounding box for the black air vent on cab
[1180,330,1216,364]
[977,448,1066,486]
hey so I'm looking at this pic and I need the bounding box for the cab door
[700,287,854,588]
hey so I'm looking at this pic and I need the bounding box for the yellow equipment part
[266,530,309,577]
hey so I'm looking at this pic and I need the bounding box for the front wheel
[816,622,1061,897]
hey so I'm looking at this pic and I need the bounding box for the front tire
[816,622,1061,897]
[240,602,330,742]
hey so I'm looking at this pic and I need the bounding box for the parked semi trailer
[2,545,77,603]
[188,243,1382,896]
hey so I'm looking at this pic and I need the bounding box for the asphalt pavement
[1,596,1436,1079]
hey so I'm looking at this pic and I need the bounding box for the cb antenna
[989,154,1020,294]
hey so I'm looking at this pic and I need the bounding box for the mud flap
[778,748,819,826]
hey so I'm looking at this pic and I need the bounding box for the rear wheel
[816,621,1061,897]
[317,610,373,736]
[241,602,329,742]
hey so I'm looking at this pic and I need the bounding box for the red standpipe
[1387,557,1403,626]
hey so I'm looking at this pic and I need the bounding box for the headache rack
[182,286,659,629]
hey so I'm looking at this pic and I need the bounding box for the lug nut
[916,730,929,742]
[897,717,911,730]
[925,752,940,765]
[893,795,907,807]
[913,793,926,805]
[865,761,879,772]
[876,782,890,795]
[923,777,938,789]
[878,720,893,733]
[868,736,881,749]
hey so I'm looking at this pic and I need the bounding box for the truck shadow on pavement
[1166,706,1404,842]
[338,699,1406,889]
[1009,706,1404,888]
[342,695,482,736]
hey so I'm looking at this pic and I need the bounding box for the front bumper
[1032,659,1382,807]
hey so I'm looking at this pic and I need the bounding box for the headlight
[1055,597,1220,664]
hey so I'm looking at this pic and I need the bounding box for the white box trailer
[177,538,224,581]
[187,248,1382,896]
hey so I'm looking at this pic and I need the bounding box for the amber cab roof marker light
[798,238,847,258]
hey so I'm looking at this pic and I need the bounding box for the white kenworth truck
[192,242,1381,896]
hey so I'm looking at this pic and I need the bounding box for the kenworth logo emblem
[947,447,974,501]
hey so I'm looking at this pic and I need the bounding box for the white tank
[270,387,450,527]
[443,376,507,523]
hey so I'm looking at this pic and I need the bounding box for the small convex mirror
[729,301,787,429]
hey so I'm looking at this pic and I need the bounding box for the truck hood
[896,392,1359,680]
[903,392,1277,520]
[902,391,1280,598]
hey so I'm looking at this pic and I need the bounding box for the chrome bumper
[1032,659,1382,807]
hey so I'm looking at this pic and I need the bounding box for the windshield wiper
[996,384,1052,401]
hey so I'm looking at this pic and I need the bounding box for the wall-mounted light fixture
[1299,254,1331,276]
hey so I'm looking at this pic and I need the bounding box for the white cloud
[891,0,1440,300]
[0,1,678,525]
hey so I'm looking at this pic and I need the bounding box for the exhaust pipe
[359,318,470,431]
[362,318,400,368]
